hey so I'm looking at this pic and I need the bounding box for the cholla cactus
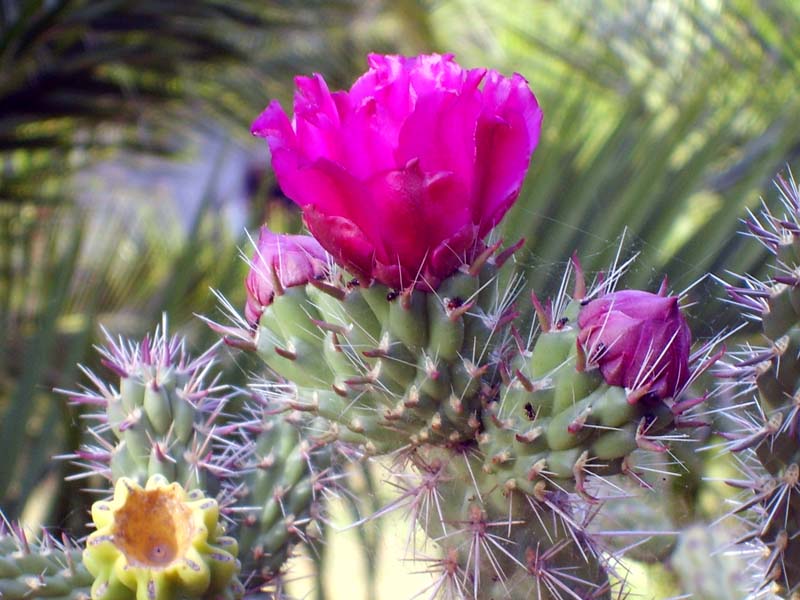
[216,397,331,594]
[225,52,721,599]
[717,172,800,598]
[53,323,331,599]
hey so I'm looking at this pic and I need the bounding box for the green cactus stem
[0,523,92,600]
[59,322,231,490]
[719,172,800,598]
[218,400,331,594]
[216,239,716,599]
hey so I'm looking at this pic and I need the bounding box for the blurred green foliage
[1,0,798,597]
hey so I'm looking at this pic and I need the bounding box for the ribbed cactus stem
[217,397,330,593]
[59,323,230,490]
[719,172,800,597]
[407,446,611,599]
[0,524,92,600]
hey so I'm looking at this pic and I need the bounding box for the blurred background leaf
[2,0,799,598]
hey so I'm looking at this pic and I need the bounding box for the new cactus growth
[83,475,242,600]
[719,172,800,598]
[60,323,229,490]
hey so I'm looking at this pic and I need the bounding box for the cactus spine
[218,401,329,594]
[60,324,229,490]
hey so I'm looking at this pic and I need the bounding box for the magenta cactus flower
[251,53,542,290]
[577,290,692,401]
[245,227,328,325]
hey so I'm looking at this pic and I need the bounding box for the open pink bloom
[251,53,542,290]
[577,290,692,401]
[245,227,328,325]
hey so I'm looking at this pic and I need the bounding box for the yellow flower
[84,475,243,600]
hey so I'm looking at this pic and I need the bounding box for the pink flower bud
[251,53,542,290]
[577,290,692,401]
[245,227,328,325]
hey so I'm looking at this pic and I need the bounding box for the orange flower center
[111,486,194,567]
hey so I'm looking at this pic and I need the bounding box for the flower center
[111,486,194,568]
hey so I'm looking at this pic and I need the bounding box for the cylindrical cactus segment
[721,172,800,598]
[83,475,243,600]
[219,404,329,593]
[398,446,612,600]
[480,293,693,498]
[60,324,230,490]
[0,525,92,600]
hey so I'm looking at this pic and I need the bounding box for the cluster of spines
[715,172,800,598]
[0,521,92,600]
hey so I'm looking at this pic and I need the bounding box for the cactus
[718,172,800,598]
[220,231,720,599]
[670,525,751,600]
[4,49,770,600]
[221,51,728,599]
[83,474,242,600]
[53,323,335,599]
[0,523,91,600]
[217,398,331,595]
